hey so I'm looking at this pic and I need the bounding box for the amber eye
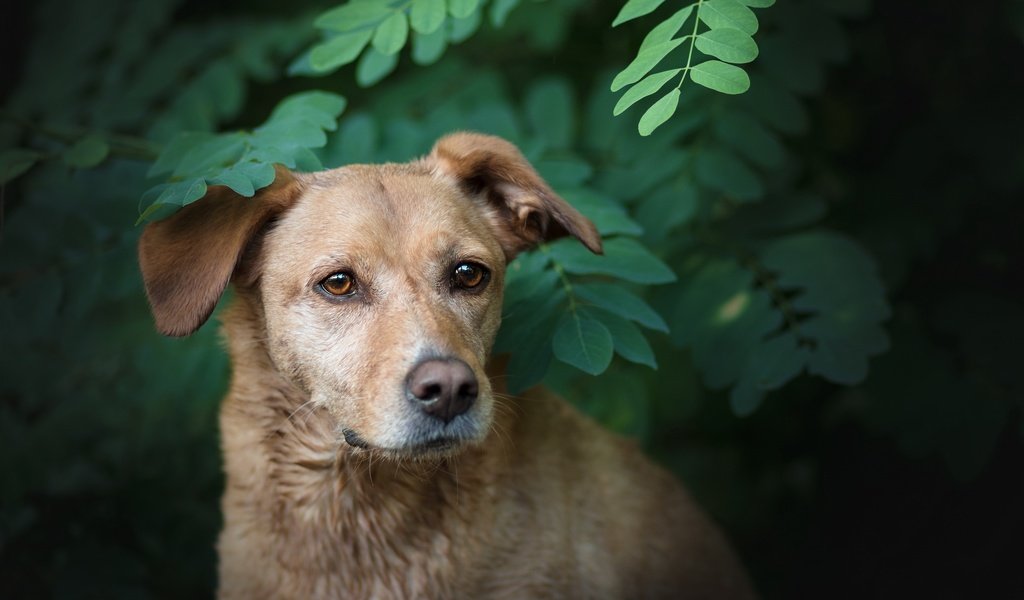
[319,272,356,297]
[452,262,489,291]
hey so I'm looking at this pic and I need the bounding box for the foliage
[1,0,1022,598]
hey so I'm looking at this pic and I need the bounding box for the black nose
[406,358,478,423]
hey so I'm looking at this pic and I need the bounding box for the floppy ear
[428,132,602,258]
[138,170,303,337]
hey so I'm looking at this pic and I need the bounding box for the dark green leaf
[574,282,669,332]
[489,0,520,27]
[552,311,614,375]
[695,147,762,200]
[586,308,658,368]
[525,79,575,149]
[549,237,676,284]
[713,110,785,168]
[561,188,643,236]
[0,149,43,185]
[63,135,110,168]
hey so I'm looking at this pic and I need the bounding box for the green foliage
[2,0,1022,597]
[139,91,346,222]
[612,0,772,135]
[294,0,526,80]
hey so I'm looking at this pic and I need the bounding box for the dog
[138,132,756,599]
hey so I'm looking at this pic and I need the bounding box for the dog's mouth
[342,428,466,457]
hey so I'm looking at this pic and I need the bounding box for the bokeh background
[1,0,1022,598]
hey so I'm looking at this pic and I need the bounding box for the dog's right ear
[138,170,303,337]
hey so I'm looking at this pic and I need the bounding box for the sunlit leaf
[614,69,681,116]
[613,0,670,27]
[689,60,751,94]
[695,28,759,64]
[638,88,680,136]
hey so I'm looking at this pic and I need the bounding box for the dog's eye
[319,272,356,297]
[452,262,489,291]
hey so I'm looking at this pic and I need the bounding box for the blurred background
[1,0,1022,598]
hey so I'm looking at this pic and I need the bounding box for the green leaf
[552,311,614,375]
[614,69,681,116]
[149,132,213,177]
[372,11,409,55]
[671,259,781,389]
[172,134,246,177]
[0,149,43,185]
[309,30,374,71]
[713,110,785,168]
[638,88,680,136]
[695,28,759,64]
[207,166,255,197]
[699,0,759,35]
[695,147,762,200]
[689,60,751,94]
[587,308,658,368]
[639,6,695,51]
[315,2,393,32]
[356,47,399,87]
[62,135,110,169]
[448,0,479,19]
[613,0,669,27]
[410,0,447,34]
[561,188,642,236]
[612,38,687,93]
[574,282,669,332]
[729,333,807,416]
[411,28,448,65]
[549,237,676,284]
[447,5,482,42]
[739,0,775,6]
[141,178,209,221]
[760,231,890,385]
[268,91,347,129]
[489,0,520,27]
[525,79,574,149]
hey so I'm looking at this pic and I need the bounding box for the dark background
[1,0,1022,598]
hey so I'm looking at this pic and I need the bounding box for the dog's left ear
[138,169,302,337]
[428,132,602,258]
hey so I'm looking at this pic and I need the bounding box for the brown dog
[138,132,756,599]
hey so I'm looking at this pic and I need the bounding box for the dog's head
[138,132,600,458]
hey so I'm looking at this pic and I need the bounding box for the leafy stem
[0,112,160,161]
[675,0,704,91]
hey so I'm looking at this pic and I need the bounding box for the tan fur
[138,132,757,599]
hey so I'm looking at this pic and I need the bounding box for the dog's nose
[406,359,478,423]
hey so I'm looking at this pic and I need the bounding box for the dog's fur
[138,133,756,599]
